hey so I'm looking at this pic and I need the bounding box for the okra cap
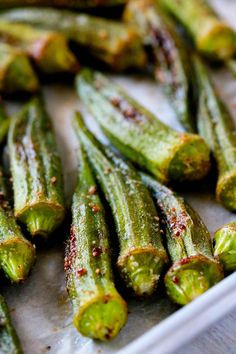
[214,221,236,272]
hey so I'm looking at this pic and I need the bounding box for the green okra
[8,97,65,238]
[73,113,168,297]
[194,56,236,212]
[0,168,35,283]
[0,294,23,354]
[124,0,195,132]
[0,20,78,73]
[214,222,236,272]
[0,101,10,144]
[0,43,39,94]
[0,8,146,71]
[159,0,236,61]
[65,138,127,340]
[76,68,210,184]
[0,0,127,8]
[141,173,223,305]
[227,59,236,78]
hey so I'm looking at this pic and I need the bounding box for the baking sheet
[2,1,236,353]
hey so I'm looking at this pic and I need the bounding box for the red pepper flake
[171,207,176,212]
[88,186,97,195]
[111,97,120,107]
[180,258,190,265]
[175,231,180,237]
[89,203,100,213]
[92,246,102,257]
[172,276,179,284]
[77,268,87,277]
[51,176,57,185]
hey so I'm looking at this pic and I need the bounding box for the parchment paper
[2,1,236,353]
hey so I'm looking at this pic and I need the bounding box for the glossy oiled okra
[65,138,127,340]
[124,0,195,132]
[194,56,236,212]
[141,173,223,305]
[73,113,168,297]
[214,222,236,272]
[159,0,236,60]
[0,0,127,8]
[76,68,210,184]
[0,8,146,71]
[8,97,65,238]
[0,20,78,73]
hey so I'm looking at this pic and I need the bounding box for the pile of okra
[1,0,236,350]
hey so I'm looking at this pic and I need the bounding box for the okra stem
[214,222,236,272]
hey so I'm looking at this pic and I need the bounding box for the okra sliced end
[165,255,223,306]
[0,237,36,282]
[74,295,127,341]
[216,170,236,211]
[168,134,210,181]
[118,248,168,297]
[214,222,236,272]
[17,202,65,238]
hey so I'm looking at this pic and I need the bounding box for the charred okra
[8,97,65,238]
[0,102,9,144]
[159,0,236,61]
[76,68,210,184]
[73,113,168,297]
[65,138,127,340]
[141,173,223,305]
[0,0,127,8]
[0,20,78,73]
[0,8,146,71]
[0,168,35,282]
[0,43,39,94]
[0,294,23,354]
[124,0,195,132]
[214,222,236,272]
[194,56,236,212]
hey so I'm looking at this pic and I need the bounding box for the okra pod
[0,8,146,71]
[159,0,236,61]
[0,20,78,73]
[0,101,9,144]
[141,173,223,305]
[0,294,23,354]
[8,97,65,238]
[0,168,35,282]
[194,56,236,212]
[214,222,236,272]
[124,0,195,132]
[73,113,168,297]
[0,0,127,9]
[65,138,127,340]
[76,68,210,183]
[0,43,39,94]
[227,59,236,78]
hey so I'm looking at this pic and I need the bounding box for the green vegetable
[159,0,236,60]
[0,294,23,354]
[0,0,127,8]
[0,20,78,73]
[141,173,223,305]
[194,56,236,211]
[0,101,10,144]
[214,222,236,272]
[0,168,35,283]
[0,8,146,71]
[227,59,236,78]
[0,43,39,94]
[73,113,168,297]
[76,68,210,184]
[8,97,65,238]
[124,0,195,132]
[65,134,127,341]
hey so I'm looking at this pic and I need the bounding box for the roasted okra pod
[194,56,236,212]
[124,0,195,132]
[214,222,236,272]
[0,20,78,73]
[0,168,35,282]
[0,0,127,8]
[0,8,146,71]
[76,68,210,184]
[8,97,65,238]
[73,113,168,297]
[159,0,236,60]
[141,173,223,305]
[0,294,23,354]
[65,136,127,340]
[0,101,10,144]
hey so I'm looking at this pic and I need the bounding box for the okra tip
[168,134,210,181]
[165,255,223,306]
[74,295,127,341]
[214,222,236,271]
[216,170,236,211]
[0,238,36,283]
